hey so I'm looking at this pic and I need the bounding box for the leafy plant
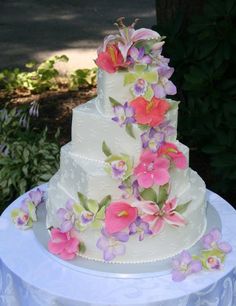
[0,105,60,212]
[0,55,69,94]
[156,0,236,192]
[69,67,97,89]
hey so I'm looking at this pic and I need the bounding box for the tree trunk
[155,0,204,27]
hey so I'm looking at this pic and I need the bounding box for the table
[0,186,236,306]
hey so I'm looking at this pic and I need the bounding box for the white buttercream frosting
[46,67,207,263]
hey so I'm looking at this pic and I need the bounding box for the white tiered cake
[46,18,207,263]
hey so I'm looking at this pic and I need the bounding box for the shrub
[0,105,60,212]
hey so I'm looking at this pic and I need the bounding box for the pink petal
[50,228,67,242]
[154,157,170,169]
[163,198,177,213]
[140,150,156,163]
[137,172,154,188]
[48,241,65,254]
[117,41,132,61]
[105,202,138,234]
[65,238,79,253]
[134,163,147,175]
[102,34,119,51]
[136,201,159,215]
[60,250,76,260]
[131,28,160,42]
[142,215,157,223]
[173,153,187,169]
[151,217,165,234]
[164,212,186,226]
[153,168,170,186]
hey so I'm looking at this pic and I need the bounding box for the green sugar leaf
[125,123,136,139]
[99,195,112,208]
[77,192,88,209]
[141,188,157,202]
[87,199,99,214]
[102,141,112,157]
[175,200,192,214]
[124,73,137,86]
[109,97,122,107]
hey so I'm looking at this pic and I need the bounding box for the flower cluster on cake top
[95,17,176,98]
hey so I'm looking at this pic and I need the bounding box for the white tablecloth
[0,187,236,306]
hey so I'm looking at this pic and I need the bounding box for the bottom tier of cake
[46,169,207,263]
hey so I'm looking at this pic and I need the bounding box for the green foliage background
[156,0,236,194]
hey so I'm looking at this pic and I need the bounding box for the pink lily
[135,198,186,234]
[103,18,161,61]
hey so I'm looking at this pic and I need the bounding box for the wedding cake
[46,18,207,263]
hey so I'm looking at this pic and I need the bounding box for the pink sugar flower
[135,198,186,234]
[157,142,187,169]
[134,150,170,188]
[95,44,127,73]
[48,228,80,260]
[105,201,138,234]
[129,96,170,127]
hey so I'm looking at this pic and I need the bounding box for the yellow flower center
[146,100,154,113]
[117,210,129,217]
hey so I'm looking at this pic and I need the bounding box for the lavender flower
[112,102,135,127]
[96,228,129,261]
[128,46,152,65]
[150,49,176,98]
[111,159,128,180]
[57,199,77,232]
[119,179,141,200]
[202,228,232,254]
[171,250,202,282]
[21,188,45,214]
[129,217,152,241]
[141,121,175,152]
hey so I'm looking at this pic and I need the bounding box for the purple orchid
[141,121,176,152]
[57,199,77,232]
[128,47,152,65]
[112,102,135,127]
[202,228,232,254]
[152,64,177,98]
[205,255,222,271]
[28,188,45,206]
[96,228,129,261]
[171,250,202,282]
[129,216,152,241]
[119,180,141,200]
[80,210,94,225]
[111,160,128,180]
[133,78,148,96]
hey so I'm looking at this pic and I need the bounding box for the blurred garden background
[0,0,235,213]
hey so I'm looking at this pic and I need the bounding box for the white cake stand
[0,185,236,306]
